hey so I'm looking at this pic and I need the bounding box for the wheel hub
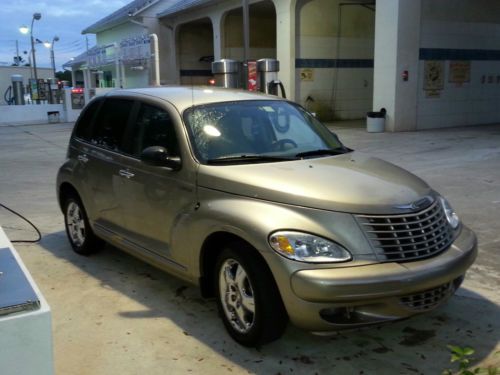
[219,258,255,334]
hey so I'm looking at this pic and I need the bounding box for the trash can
[47,111,60,124]
[366,108,386,133]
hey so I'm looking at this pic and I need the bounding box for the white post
[149,34,160,86]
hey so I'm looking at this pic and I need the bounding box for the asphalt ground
[0,121,499,375]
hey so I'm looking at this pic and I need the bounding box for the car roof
[105,86,282,112]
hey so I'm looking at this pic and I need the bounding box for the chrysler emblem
[394,196,433,211]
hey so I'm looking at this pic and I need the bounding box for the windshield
[183,100,347,164]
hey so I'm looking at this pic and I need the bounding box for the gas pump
[211,59,241,89]
[69,87,85,109]
[12,75,25,105]
[28,78,50,102]
[47,78,60,104]
[257,58,286,98]
[3,75,25,105]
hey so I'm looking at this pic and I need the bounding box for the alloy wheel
[218,258,255,333]
[66,201,86,247]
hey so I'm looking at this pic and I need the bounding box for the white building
[63,0,500,131]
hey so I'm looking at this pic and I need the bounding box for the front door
[117,100,196,269]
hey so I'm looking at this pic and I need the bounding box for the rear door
[84,97,137,235]
[69,97,104,217]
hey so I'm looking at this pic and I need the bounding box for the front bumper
[282,225,477,331]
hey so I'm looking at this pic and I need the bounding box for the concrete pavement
[0,121,498,375]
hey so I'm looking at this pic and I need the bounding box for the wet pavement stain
[291,355,314,364]
[372,346,393,354]
[399,327,436,346]
[175,285,188,298]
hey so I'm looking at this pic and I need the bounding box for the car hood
[197,152,434,214]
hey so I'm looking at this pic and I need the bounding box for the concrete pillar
[171,24,182,85]
[211,13,224,61]
[158,22,177,85]
[273,0,296,101]
[70,69,76,87]
[373,0,421,131]
[83,69,91,104]
[82,68,90,89]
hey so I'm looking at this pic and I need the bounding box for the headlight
[440,197,460,229]
[269,231,351,263]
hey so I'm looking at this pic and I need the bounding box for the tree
[55,70,72,86]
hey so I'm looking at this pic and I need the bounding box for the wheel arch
[198,231,276,299]
[58,182,81,211]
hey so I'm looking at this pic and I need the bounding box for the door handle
[119,169,135,179]
[77,154,89,163]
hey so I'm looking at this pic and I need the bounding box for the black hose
[0,203,42,243]
[4,86,14,105]
[278,81,287,99]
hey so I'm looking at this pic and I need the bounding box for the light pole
[20,12,41,101]
[44,36,59,78]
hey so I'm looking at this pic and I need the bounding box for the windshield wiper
[207,154,295,165]
[295,147,350,159]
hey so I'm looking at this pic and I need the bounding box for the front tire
[63,195,103,255]
[215,243,288,346]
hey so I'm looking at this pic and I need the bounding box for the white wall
[0,104,65,125]
[96,22,146,46]
[122,66,150,88]
[417,0,500,129]
[296,0,375,120]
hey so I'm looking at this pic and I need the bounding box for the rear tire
[63,195,103,255]
[214,242,288,346]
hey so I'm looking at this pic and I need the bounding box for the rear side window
[73,98,103,141]
[90,98,134,152]
[125,103,179,158]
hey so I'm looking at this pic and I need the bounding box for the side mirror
[140,146,181,170]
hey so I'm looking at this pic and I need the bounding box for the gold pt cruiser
[57,87,477,346]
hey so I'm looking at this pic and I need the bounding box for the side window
[73,98,103,141]
[90,98,134,152]
[127,103,179,158]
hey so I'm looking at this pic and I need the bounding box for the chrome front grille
[356,200,454,262]
[400,283,453,311]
